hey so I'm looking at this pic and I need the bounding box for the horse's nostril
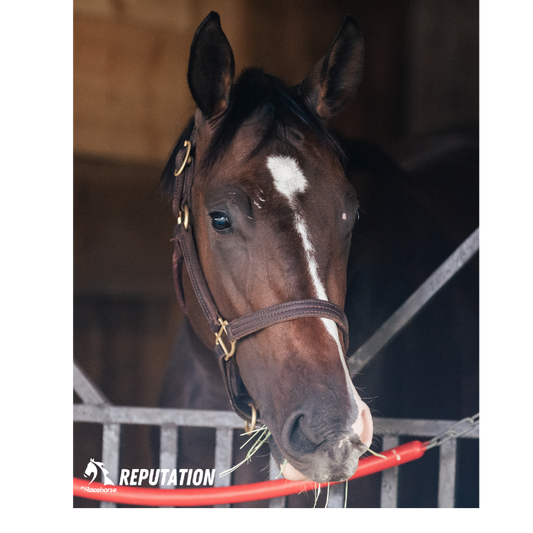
[286,414,321,454]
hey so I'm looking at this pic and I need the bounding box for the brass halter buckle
[215,318,236,361]
[177,203,189,231]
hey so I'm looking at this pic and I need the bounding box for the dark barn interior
[73,0,479,508]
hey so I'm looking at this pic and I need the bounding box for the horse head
[162,12,372,484]
[83,459,98,484]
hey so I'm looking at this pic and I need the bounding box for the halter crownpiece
[171,127,350,431]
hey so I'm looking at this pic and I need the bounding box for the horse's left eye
[209,211,232,232]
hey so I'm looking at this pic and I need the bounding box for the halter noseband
[171,129,350,431]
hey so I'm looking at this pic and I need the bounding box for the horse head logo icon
[83,458,115,485]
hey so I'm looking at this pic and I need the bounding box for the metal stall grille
[74,229,479,508]
[74,361,479,508]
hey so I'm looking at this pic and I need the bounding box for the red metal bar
[74,440,427,506]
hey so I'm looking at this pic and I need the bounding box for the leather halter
[171,128,350,429]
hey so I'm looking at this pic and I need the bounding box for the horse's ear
[299,15,364,121]
[188,12,235,121]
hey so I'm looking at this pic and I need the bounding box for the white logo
[83,458,115,486]
[81,459,216,489]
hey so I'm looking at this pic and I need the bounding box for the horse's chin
[268,434,320,482]
[280,461,313,481]
[268,429,368,483]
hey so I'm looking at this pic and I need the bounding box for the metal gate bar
[348,228,479,376]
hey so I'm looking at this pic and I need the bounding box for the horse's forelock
[160,69,346,200]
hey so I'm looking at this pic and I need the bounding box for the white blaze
[267,155,307,207]
[267,155,371,444]
[267,155,337,334]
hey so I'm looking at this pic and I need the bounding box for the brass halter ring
[174,140,192,177]
[243,403,257,434]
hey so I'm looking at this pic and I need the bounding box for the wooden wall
[73,0,478,505]
[74,0,478,163]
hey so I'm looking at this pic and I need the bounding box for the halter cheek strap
[171,129,350,428]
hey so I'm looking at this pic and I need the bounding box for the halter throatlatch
[171,128,350,432]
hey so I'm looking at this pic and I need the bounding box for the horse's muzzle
[269,407,371,483]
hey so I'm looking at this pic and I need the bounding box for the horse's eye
[209,211,232,232]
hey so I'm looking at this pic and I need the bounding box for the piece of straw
[219,425,271,478]
[366,448,387,460]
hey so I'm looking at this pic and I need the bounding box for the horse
[157,12,479,507]
[158,11,372,496]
